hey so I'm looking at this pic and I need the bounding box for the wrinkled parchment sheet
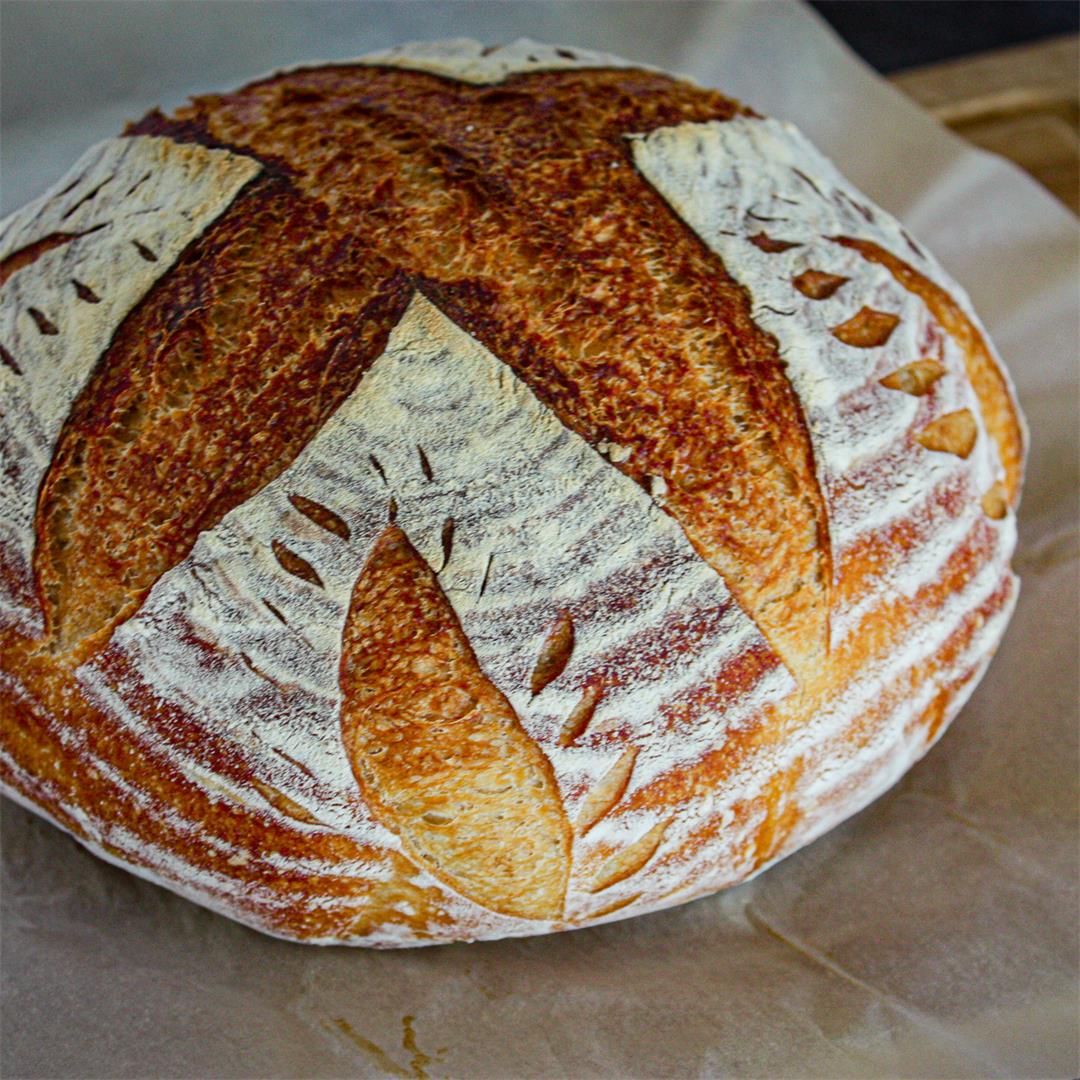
[2,3,1077,1077]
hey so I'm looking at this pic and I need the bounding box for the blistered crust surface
[152,61,831,676]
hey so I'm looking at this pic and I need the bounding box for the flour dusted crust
[268,37,662,86]
[0,45,1024,946]
[0,137,261,634]
[70,296,789,941]
[356,37,655,84]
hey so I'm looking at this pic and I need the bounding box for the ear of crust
[339,524,573,920]
[0,137,261,636]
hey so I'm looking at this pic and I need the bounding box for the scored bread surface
[0,137,261,636]
[0,40,1024,946]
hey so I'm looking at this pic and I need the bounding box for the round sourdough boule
[0,39,1025,946]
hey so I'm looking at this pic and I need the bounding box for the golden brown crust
[34,176,411,655]
[0,628,455,942]
[142,64,830,675]
[339,525,572,920]
[0,55,1023,946]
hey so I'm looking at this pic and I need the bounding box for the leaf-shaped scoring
[29,171,407,653]
[339,525,573,920]
[558,684,603,748]
[916,409,978,459]
[576,746,638,835]
[531,611,575,695]
[0,137,261,639]
[249,778,327,827]
[589,818,671,893]
[880,358,945,397]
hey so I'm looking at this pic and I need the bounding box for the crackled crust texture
[0,40,1024,946]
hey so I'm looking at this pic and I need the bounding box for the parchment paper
[2,3,1077,1077]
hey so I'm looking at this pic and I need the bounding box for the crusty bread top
[85,63,830,680]
[69,293,789,933]
[0,45,1024,945]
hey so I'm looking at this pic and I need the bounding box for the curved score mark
[588,818,670,893]
[31,175,408,654]
[576,746,637,835]
[833,236,1024,502]
[72,279,101,304]
[27,308,60,336]
[0,345,22,375]
[250,778,327,827]
[589,891,643,920]
[438,517,454,572]
[0,224,109,288]
[626,124,832,676]
[417,444,434,481]
[339,525,572,920]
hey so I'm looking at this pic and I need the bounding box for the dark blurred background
[811,0,1078,73]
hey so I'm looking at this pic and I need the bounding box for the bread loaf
[0,39,1025,946]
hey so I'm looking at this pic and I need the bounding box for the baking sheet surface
[2,3,1077,1076]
